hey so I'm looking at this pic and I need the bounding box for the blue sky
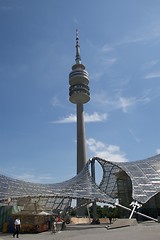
[0,0,160,184]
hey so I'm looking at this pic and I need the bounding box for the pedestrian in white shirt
[13,217,21,238]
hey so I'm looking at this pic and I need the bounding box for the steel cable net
[0,161,115,212]
[94,154,160,204]
[1,154,160,212]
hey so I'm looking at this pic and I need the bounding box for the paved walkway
[0,221,159,240]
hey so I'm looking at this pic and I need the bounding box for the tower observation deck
[69,30,90,104]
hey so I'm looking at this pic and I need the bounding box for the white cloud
[101,44,113,52]
[0,169,54,184]
[87,138,128,162]
[144,71,160,79]
[84,112,108,122]
[117,97,136,113]
[51,112,108,123]
[90,72,104,81]
[101,58,117,67]
[156,149,160,154]
[15,173,53,183]
[93,92,136,113]
[51,96,61,107]
[53,113,76,123]
[118,95,150,112]
[93,91,151,113]
[142,60,158,70]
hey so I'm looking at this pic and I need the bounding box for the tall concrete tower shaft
[77,103,86,174]
[69,30,90,174]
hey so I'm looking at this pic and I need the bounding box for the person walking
[13,217,21,238]
[51,217,57,233]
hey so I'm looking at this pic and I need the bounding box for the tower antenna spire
[75,29,81,64]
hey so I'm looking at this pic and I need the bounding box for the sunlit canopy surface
[0,161,114,212]
[95,154,160,203]
[0,154,160,212]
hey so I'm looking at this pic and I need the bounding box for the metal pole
[115,203,158,222]
[129,205,137,219]
[91,159,98,223]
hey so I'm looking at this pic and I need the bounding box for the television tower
[69,30,90,174]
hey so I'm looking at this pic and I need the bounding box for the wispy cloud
[90,72,104,81]
[115,21,160,46]
[101,44,114,53]
[87,138,128,162]
[91,57,118,82]
[15,173,53,183]
[128,129,141,143]
[93,91,150,113]
[51,96,61,107]
[98,20,160,56]
[0,167,55,183]
[87,40,117,82]
[53,113,76,123]
[51,112,108,123]
[84,112,108,122]
[144,71,160,79]
[117,97,136,113]
[101,58,117,68]
[142,60,158,70]
[116,36,145,46]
